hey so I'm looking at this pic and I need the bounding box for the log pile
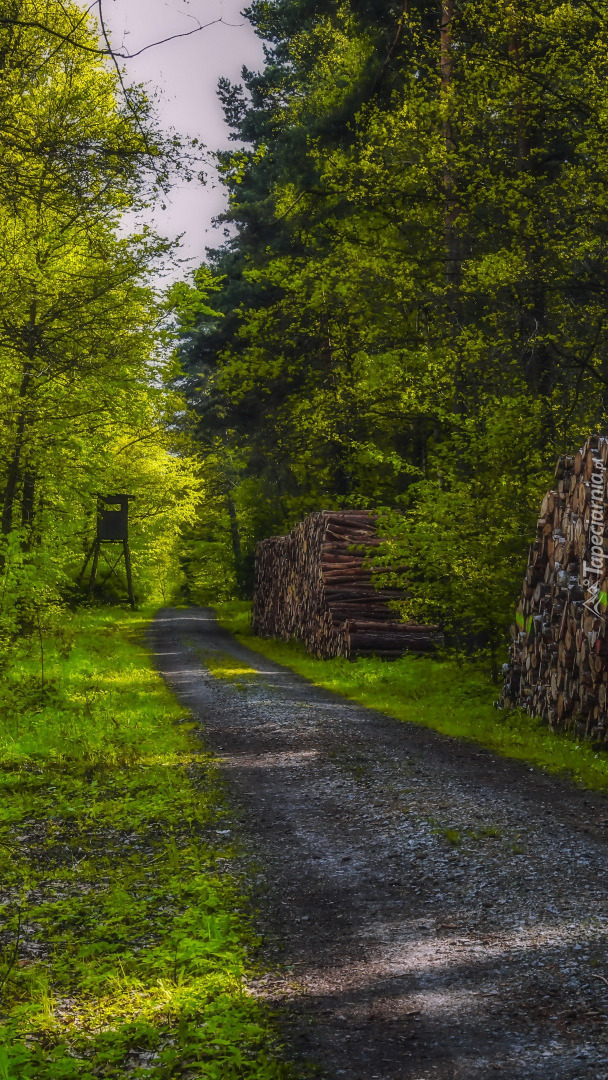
[501,434,608,740]
[251,510,442,659]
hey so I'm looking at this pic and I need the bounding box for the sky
[102,0,266,279]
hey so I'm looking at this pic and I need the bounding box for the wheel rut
[150,607,608,1080]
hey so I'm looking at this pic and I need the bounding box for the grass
[198,651,260,688]
[435,827,462,847]
[0,607,295,1079]
[214,600,608,795]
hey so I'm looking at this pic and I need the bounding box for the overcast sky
[102,0,266,279]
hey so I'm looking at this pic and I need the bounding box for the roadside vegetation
[2,1,608,1070]
[0,609,293,1080]
[0,6,298,1077]
[177,0,608,654]
[215,602,608,795]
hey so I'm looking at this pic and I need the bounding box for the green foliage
[0,1,200,647]
[0,609,295,1078]
[374,397,551,653]
[174,0,608,646]
[215,601,608,793]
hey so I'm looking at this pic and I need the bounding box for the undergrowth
[214,600,608,794]
[0,607,293,1079]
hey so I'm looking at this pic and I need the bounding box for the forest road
[150,608,608,1080]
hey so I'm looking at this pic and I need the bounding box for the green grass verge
[0,608,295,1079]
[214,600,608,795]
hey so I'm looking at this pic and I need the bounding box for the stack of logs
[251,509,442,659]
[501,434,608,740]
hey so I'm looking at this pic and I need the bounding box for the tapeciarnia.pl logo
[582,455,607,619]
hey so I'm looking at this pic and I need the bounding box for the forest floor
[151,607,608,1080]
[0,610,294,1079]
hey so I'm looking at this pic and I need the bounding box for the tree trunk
[1,411,26,538]
[226,492,245,593]
[440,0,459,290]
[2,301,36,539]
[20,470,36,549]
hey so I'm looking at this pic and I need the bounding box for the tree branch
[0,10,237,60]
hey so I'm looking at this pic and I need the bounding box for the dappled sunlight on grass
[197,648,262,686]
[0,609,295,1079]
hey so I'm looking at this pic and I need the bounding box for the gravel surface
[150,608,608,1080]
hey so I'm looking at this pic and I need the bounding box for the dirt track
[150,607,608,1080]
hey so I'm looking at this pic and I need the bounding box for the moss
[0,608,296,1079]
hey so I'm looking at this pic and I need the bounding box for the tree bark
[226,492,245,593]
[440,0,459,290]
[2,300,37,539]
[501,435,608,739]
[1,408,26,538]
[252,510,443,658]
[20,470,36,549]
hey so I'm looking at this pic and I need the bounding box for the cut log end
[501,434,608,740]
[252,509,443,659]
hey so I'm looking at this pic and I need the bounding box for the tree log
[501,434,608,740]
[251,510,443,658]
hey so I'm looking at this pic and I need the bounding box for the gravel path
[150,608,608,1080]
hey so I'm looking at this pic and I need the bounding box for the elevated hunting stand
[78,495,135,608]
